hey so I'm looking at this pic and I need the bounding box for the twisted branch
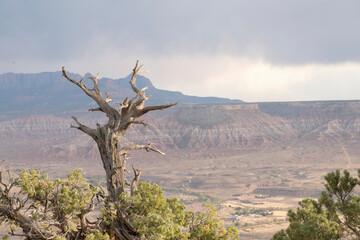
[70,116,97,138]
[119,143,165,155]
[62,67,119,120]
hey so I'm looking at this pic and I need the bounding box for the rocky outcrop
[2,101,360,164]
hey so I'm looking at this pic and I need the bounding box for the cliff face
[2,101,360,164]
[3,71,360,203]
[258,101,360,142]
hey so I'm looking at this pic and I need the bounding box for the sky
[0,0,360,102]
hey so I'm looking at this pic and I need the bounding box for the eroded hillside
[3,100,360,239]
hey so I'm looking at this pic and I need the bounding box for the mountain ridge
[2,71,360,202]
[2,100,360,162]
[2,72,360,240]
[0,71,243,120]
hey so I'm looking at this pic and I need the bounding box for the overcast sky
[1,0,360,102]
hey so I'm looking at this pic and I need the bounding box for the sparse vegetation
[164,187,221,205]
[0,167,239,239]
[272,169,360,240]
[235,218,286,231]
[0,63,240,239]
[5,62,358,240]
[234,207,276,217]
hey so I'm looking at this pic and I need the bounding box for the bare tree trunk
[62,61,175,200]
[130,166,141,196]
[62,61,177,239]
[95,127,124,200]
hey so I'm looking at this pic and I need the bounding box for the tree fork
[62,61,177,239]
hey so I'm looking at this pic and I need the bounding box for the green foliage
[2,169,238,240]
[234,206,274,216]
[188,204,239,240]
[105,182,240,240]
[272,230,288,240]
[84,231,110,240]
[11,169,106,239]
[116,182,189,239]
[2,235,9,240]
[18,169,97,216]
[275,198,340,240]
[272,169,360,240]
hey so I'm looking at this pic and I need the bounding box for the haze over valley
[1,72,360,239]
[2,1,360,238]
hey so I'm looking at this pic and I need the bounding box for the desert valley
[1,72,360,239]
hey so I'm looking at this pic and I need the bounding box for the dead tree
[130,166,141,196]
[62,61,176,201]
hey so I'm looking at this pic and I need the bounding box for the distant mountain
[4,70,360,203]
[0,71,242,120]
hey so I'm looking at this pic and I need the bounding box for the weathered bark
[0,206,49,239]
[0,166,106,240]
[62,61,177,239]
[0,169,51,239]
[130,166,141,196]
[95,126,124,201]
[62,61,176,200]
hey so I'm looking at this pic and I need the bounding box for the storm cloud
[1,0,359,101]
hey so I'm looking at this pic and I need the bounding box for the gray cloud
[1,0,360,102]
[1,0,359,65]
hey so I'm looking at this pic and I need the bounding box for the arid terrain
[2,72,360,238]
[2,100,360,239]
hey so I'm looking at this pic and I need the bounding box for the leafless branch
[119,143,165,155]
[129,61,143,94]
[137,102,178,117]
[105,92,112,103]
[70,116,97,138]
[88,72,101,95]
[130,166,141,196]
[88,107,104,112]
[129,120,148,128]
[62,67,119,119]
